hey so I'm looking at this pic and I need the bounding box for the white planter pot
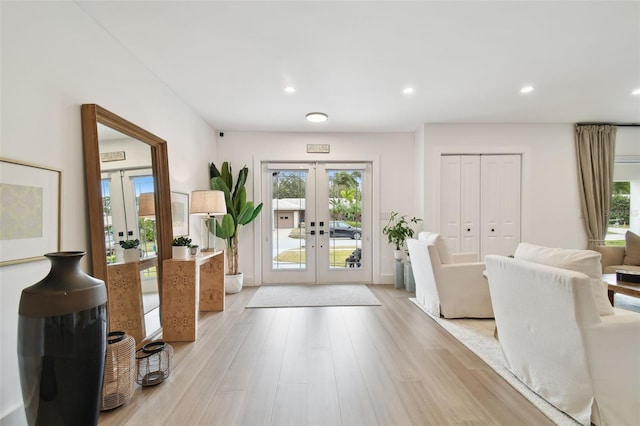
[225,273,243,294]
[123,248,140,263]
[393,250,404,261]
[172,246,190,260]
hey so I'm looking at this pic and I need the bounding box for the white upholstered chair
[406,232,493,318]
[485,244,640,426]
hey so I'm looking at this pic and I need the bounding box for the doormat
[246,284,381,308]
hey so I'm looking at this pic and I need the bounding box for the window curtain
[575,125,617,249]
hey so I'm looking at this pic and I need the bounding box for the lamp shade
[190,190,227,216]
[138,193,155,217]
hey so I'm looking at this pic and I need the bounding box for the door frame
[252,154,381,285]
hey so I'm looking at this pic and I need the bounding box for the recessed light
[520,85,534,94]
[632,88,640,96]
[306,112,328,123]
[403,87,415,94]
[284,86,296,94]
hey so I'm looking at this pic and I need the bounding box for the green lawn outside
[274,248,356,267]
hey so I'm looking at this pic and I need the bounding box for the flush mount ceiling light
[284,86,296,94]
[403,87,415,94]
[632,88,640,95]
[306,112,328,123]
[520,85,534,94]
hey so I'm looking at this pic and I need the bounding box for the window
[606,156,639,246]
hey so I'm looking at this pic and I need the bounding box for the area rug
[409,298,580,426]
[246,284,381,308]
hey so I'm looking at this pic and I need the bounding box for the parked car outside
[329,221,362,239]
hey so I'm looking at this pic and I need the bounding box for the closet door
[440,156,462,252]
[460,155,481,254]
[481,155,521,258]
[440,155,481,255]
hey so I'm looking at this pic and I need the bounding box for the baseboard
[0,404,25,426]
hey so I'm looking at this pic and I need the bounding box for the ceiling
[77,1,640,133]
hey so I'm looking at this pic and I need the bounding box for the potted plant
[209,162,263,294]
[189,244,200,256]
[382,211,422,260]
[119,239,140,263]
[172,236,192,260]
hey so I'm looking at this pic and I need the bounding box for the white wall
[0,2,217,422]
[217,131,416,285]
[419,124,588,249]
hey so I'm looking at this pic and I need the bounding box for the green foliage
[119,239,139,249]
[382,212,422,250]
[612,181,630,195]
[172,236,192,246]
[209,162,264,275]
[610,194,630,225]
[272,171,305,199]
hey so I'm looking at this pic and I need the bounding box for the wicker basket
[100,331,135,411]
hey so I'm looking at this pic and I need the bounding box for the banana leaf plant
[209,162,263,276]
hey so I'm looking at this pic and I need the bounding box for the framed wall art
[170,191,189,237]
[0,158,61,266]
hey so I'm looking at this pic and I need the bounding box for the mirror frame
[81,104,172,316]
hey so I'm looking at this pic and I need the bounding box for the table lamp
[138,192,156,256]
[190,190,227,252]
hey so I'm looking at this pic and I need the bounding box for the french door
[261,162,372,284]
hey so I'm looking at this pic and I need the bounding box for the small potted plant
[382,211,422,260]
[171,236,192,259]
[189,244,200,256]
[119,239,140,263]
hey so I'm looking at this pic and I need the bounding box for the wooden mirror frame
[81,104,172,321]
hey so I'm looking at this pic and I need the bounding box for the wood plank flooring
[98,285,553,426]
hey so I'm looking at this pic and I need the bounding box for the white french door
[261,162,372,284]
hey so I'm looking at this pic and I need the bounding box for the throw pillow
[623,230,640,266]
[514,242,614,316]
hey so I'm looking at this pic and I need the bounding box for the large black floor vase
[18,252,108,426]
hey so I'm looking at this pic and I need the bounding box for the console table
[161,251,224,341]
[106,256,158,344]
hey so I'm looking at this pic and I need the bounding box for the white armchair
[485,252,640,426]
[407,233,493,318]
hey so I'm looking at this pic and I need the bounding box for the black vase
[18,252,108,426]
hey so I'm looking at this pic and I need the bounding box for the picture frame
[170,191,189,237]
[0,158,62,266]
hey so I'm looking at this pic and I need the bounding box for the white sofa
[485,244,640,426]
[406,232,493,318]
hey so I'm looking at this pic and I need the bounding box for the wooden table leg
[608,289,615,306]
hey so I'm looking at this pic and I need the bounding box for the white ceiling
[78,1,640,132]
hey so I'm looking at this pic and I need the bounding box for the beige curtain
[575,125,616,249]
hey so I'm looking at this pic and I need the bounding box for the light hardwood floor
[99,285,553,426]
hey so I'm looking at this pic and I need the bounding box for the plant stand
[393,259,404,289]
[404,259,415,293]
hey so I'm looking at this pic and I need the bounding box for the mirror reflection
[97,123,160,338]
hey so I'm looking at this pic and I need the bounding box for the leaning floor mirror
[81,104,172,345]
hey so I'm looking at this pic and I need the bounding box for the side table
[162,251,224,342]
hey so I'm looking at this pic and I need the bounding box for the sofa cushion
[434,235,454,264]
[418,232,454,264]
[514,242,614,316]
[623,230,640,266]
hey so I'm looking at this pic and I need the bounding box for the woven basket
[100,331,135,411]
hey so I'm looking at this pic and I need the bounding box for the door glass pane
[271,170,307,270]
[327,169,363,269]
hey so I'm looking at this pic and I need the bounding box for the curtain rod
[576,122,639,127]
